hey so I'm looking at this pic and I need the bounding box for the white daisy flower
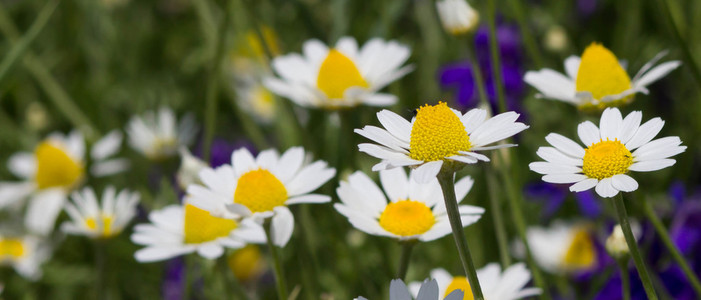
[524,43,681,110]
[264,36,414,109]
[522,221,597,274]
[0,130,128,235]
[61,186,140,239]
[356,101,528,183]
[529,107,686,198]
[356,278,464,300]
[335,168,483,242]
[408,264,542,300]
[0,235,51,280]
[436,0,480,35]
[126,107,198,160]
[187,147,335,247]
[131,199,265,262]
[234,68,277,124]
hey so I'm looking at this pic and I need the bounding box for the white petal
[595,178,618,198]
[286,161,335,196]
[285,194,331,205]
[25,189,66,235]
[619,111,642,144]
[599,107,623,141]
[0,182,34,208]
[272,147,305,183]
[363,93,397,107]
[635,61,681,87]
[461,109,487,134]
[231,148,257,176]
[611,174,639,192]
[91,130,123,160]
[529,162,581,175]
[271,206,294,247]
[536,147,582,166]
[380,168,410,202]
[628,159,676,172]
[577,121,600,147]
[457,151,490,162]
[545,133,585,157]
[446,155,478,164]
[564,56,581,80]
[377,109,411,143]
[632,137,685,161]
[7,152,35,179]
[523,69,576,102]
[91,159,130,177]
[413,161,443,184]
[134,246,193,262]
[197,243,224,259]
[542,174,588,184]
[569,178,598,192]
[625,117,664,150]
[389,279,412,300]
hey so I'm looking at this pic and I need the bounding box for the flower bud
[606,225,629,259]
[176,147,208,190]
[436,0,480,36]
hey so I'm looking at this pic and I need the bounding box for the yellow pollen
[582,139,633,180]
[85,215,115,237]
[228,245,265,282]
[378,200,435,236]
[34,141,84,190]
[409,102,471,162]
[0,238,25,259]
[575,43,632,106]
[562,230,596,270]
[234,169,288,213]
[183,204,238,244]
[316,49,368,99]
[445,276,475,300]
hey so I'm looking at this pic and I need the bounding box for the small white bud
[436,0,480,36]
[176,147,208,190]
[606,225,630,259]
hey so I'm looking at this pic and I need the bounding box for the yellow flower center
[147,137,178,159]
[562,229,596,270]
[183,204,238,244]
[0,238,25,259]
[378,200,435,237]
[34,141,84,190]
[582,139,633,180]
[575,43,632,108]
[316,49,368,99]
[445,276,475,300]
[409,102,471,162]
[234,169,288,213]
[228,245,265,282]
[85,215,115,237]
[252,85,275,116]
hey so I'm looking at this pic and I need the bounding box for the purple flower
[162,258,185,300]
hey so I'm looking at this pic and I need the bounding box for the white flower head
[131,198,265,262]
[529,107,686,198]
[264,36,414,109]
[356,102,528,183]
[0,235,51,280]
[126,107,198,160]
[187,147,336,247]
[523,221,597,274]
[0,130,128,235]
[436,0,480,35]
[408,264,542,300]
[61,186,140,239]
[335,168,483,242]
[356,278,464,300]
[524,43,681,110]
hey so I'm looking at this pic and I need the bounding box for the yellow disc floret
[234,169,288,213]
[316,49,369,99]
[0,238,25,259]
[34,141,84,190]
[575,43,632,109]
[409,102,471,162]
[183,204,238,244]
[228,245,265,282]
[85,215,115,237]
[562,229,596,270]
[445,276,475,300]
[582,139,633,180]
[379,200,435,237]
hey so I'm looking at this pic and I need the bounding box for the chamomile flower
[436,0,480,35]
[529,107,686,198]
[187,147,335,247]
[408,264,542,300]
[335,168,483,241]
[0,235,51,280]
[232,65,277,124]
[356,279,464,300]
[522,221,597,274]
[356,102,528,183]
[61,186,140,239]
[264,37,413,109]
[126,107,197,160]
[131,199,265,262]
[524,43,681,110]
[0,130,127,235]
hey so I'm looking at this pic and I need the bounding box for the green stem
[656,0,701,88]
[643,197,701,297]
[217,255,251,300]
[485,168,511,268]
[202,0,235,162]
[464,37,489,108]
[505,0,543,68]
[94,240,106,299]
[612,193,658,300]
[617,258,631,300]
[264,222,288,300]
[184,255,194,300]
[396,242,415,281]
[436,172,484,300]
[484,0,507,113]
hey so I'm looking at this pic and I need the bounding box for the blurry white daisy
[335,168,483,242]
[408,264,542,300]
[356,102,528,183]
[131,199,265,262]
[176,147,208,190]
[356,278,464,300]
[0,130,128,235]
[264,36,413,109]
[126,107,197,160]
[0,235,51,280]
[524,43,680,110]
[521,221,597,274]
[436,0,480,35]
[61,186,140,239]
[233,66,277,124]
[529,107,686,198]
[188,147,335,247]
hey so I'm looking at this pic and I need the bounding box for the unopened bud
[176,147,208,190]
[606,225,629,259]
[436,0,480,36]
